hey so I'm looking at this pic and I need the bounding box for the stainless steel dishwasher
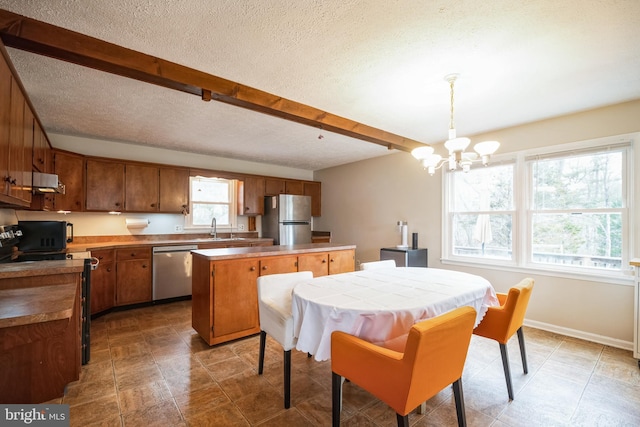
[152,245,198,301]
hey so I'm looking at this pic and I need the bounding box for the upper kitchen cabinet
[240,176,265,216]
[159,167,189,213]
[265,178,303,196]
[32,121,51,174]
[304,181,321,217]
[54,150,85,212]
[85,159,125,211]
[285,180,304,195]
[125,163,159,212]
[264,178,285,196]
[8,78,27,203]
[0,65,31,207]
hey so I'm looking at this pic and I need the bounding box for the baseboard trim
[524,319,633,352]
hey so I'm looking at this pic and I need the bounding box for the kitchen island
[191,243,356,345]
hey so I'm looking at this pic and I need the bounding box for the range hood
[32,172,66,194]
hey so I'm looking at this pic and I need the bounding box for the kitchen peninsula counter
[192,243,356,345]
[0,260,84,403]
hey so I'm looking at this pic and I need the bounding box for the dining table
[291,266,499,361]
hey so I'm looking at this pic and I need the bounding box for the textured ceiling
[1,0,639,171]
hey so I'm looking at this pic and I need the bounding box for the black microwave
[17,221,74,252]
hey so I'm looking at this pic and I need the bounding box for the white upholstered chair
[257,270,314,409]
[360,259,396,270]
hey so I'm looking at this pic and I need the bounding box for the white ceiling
[1,0,639,171]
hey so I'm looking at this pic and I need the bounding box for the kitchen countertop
[66,237,273,252]
[0,259,85,279]
[0,282,77,329]
[192,242,356,261]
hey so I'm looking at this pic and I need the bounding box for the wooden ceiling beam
[0,9,428,153]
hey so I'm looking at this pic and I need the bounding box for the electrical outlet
[238,224,245,231]
[174,224,183,232]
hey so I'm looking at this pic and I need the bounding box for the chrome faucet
[210,216,217,238]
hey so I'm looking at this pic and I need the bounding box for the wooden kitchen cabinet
[206,258,260,343]
[159,167,189,213]
[115,246,152,305]
[298,249,355,276]
[8,79,27,203]
[264,178,285,195]
[259,255,298,276]
[304,181,321,216]
[32,120,51,174]
[285,180,304,195]
[90,249,116,315]
[328,249,356,274]
[125,163,159,212]
[240,176,265,215]
[86,159,125,211]
[2,75,31,206]
[54,150,85,212]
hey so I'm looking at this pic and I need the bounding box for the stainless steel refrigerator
[262,194,312,245]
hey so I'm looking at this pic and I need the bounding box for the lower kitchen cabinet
[259,255,298,275]
[115,246,152,305]
[90,249,116,315]
[298,249,355,276]
[210,258,260,342]
[191,247,355,346]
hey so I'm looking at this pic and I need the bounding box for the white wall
[314,99,640,349]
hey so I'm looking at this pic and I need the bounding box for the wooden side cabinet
[115,247,152,305]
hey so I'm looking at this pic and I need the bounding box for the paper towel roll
[125,218,149,229]
[401,224,408,247]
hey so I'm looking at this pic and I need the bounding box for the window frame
[441,134,635,284]
[185,176,238,230]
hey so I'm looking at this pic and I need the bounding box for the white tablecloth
[292,267,499,361]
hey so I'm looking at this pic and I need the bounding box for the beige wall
[314,99,640,348]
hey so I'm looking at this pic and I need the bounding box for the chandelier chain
[449,78,455,131]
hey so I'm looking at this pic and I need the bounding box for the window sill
[440,258,635,287]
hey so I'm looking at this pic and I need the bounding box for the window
[186,176,237,229]
[448,162,515,260]
[443,136,633,278]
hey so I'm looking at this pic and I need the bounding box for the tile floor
[49,300,640,426]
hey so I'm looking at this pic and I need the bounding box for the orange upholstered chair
[473,278,534,400]
[331,306,477,427]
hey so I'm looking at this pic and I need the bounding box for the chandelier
[412,74,500,175]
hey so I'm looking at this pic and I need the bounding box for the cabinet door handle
[131,253,136,257]
[262,265,268,270]
[322,259,327,263]
[142,264,147,268]
[106,267,112,272]
[330,258,335,263]
[150,203,156,207]
[250,266,256,271]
